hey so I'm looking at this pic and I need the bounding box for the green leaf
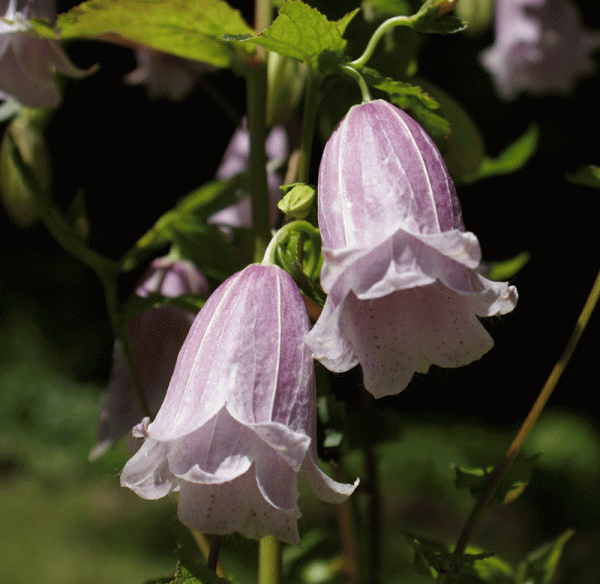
[485,251,531,282]
[412,0,467,34]
[122,175,246,272]
[465,125,539,183]
[224,0,359,72]
[170,562,229,584]
[453,454,539,505]
[566,164,600,188]
[516,529,575,584]
[55,0,255,67]
[407,535,494,577]
[360,67,451,137]
[171,218,243,281]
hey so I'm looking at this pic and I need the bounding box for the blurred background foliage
[2,0,600,582]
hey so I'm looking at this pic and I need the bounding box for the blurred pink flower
[480,0,600,99]
[0,0,92,107]
[306,100,518,398]
[208,121,289,229]
[121,263,357,544]
[124,48,215,101]
[89,257,209,461]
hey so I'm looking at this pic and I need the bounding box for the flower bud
[306,100,517,398]
[121,263,357,544]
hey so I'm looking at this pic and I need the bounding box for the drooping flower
[124,48,214,101]
[0,0,92,107]
[208,121,288,229]
[480,0,600,100]
[121,263,357,545]
[305,99,518,399]
[89,257,209,461]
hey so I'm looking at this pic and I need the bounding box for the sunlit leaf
[55,0,254,67]
[224,0,359,72]
[516,529,575,584]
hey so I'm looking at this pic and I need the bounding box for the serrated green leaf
[412,0,467,34]
[516,529,575,584]
[360,67,451,137]
[55,0,254,67]
[224,0,359,71]
[566,164,600,188]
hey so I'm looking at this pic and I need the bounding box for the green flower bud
[277,183,316,219]
[0,112,50,227]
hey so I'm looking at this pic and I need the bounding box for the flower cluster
[306,99,518,398]
[121,264,357,544]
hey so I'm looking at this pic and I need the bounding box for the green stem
[340,66,372,103]
[439,266,600,581]
[262,220,319,265]
[246,59,271,262]
[348,15,415,69]
[259,535,282,584]
[297,70,323,184]
[207,534,221,573]
[7,127,151,419]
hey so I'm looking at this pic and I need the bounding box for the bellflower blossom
[89,257,209,461]
[480,0,600,100]
[305,100,518,399]
[0,0,92,107]
[124,48,214,101]
[121,264,357,545]
[208,121,288,229]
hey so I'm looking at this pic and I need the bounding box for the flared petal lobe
[121,264,357,545]
[306,100,517,398]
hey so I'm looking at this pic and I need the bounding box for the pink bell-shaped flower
[0,0,92,107]
[305,100,518,399]
[480,0,600,100]
[89,257,209,461]
[121,263,357,545]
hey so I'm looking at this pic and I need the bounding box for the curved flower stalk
[480,0,600,100]
[89,257,209,461]
[0,0,92,107]
[121,263,358,545]
[208,121,289,229]
[305,100,518,399]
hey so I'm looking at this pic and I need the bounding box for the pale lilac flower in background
[0,0,92,107]
[121,263,357,544]
[480,0,600,100]
[124,48,215,101]
[89,257,209,461]
[208,121,289,229]
[305,100,518,399]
